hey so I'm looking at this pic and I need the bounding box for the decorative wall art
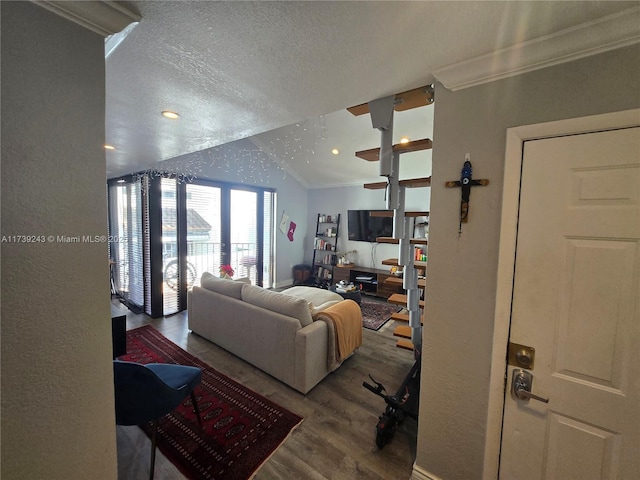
[279,212,290,235]
[445,156,489,235]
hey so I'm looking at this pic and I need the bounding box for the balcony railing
[162,241,259,288]
[115,241,265,300]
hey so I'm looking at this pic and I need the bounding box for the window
[185,183,222,288]
[109,178,144,312]
[109,176,276,316]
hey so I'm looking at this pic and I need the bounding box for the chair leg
[149,419,157,480]
[190,390,202,426]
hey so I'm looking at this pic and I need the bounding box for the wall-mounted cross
[445,159,489,234]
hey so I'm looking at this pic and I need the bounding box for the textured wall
[415,44,640,479]
[1,3,117,478]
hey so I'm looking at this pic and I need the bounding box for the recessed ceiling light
[331,148,340,155]
[400,136,410,144]
[116,179,126,183]
[104,144,115,150]
[161,110,180,119]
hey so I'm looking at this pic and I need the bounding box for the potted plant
[219,264,234,279]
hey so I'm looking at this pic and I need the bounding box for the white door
[499,127,640,479]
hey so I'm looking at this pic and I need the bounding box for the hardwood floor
[114,297,418,480]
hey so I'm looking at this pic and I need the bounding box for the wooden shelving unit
[331,265,402,299]
[311,213,340,286]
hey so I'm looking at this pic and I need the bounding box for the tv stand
[332,265,401,299]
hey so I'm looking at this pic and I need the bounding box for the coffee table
[329,284,362,305]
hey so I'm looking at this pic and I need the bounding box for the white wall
[307,175,431,271]
[415,44,640,479]
[1,2,117,478]
[151,138,308,287]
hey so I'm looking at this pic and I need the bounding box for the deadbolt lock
[507,342,535,370]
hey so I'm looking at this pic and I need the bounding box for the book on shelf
[314,238,334,251]
[315,266,332,279]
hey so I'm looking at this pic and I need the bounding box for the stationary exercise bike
[363,352,421,449]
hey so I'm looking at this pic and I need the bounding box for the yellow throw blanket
[316,300,362,369]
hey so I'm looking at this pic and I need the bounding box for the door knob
[511,369,549,403]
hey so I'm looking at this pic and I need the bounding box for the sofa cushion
[311,300,341,320]
[241,284,313,327]
[280,286,343,307]
[200,272,244,299]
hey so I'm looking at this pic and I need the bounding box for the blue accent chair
[113,360,202,480]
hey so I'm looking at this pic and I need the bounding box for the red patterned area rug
[119,326,303,480]
[361,297,401,331]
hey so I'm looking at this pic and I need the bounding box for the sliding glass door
[261,191,274,289]
[185,183,222,288]
[161,178,179,314]
[229,188,276,288]
[109,178,144,312]
[182,183,274,289]
[165,180,275,313]
[108,177,275,317]
[230,189,258,284]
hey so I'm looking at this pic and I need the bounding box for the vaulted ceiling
[98,1,640,187]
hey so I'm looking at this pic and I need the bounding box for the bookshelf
[311,213,340,286]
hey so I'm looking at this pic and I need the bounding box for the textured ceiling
[105,1,639,186]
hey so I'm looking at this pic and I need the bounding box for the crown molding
[32,1,141,37]
[433,6,640,91]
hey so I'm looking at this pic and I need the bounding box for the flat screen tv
[347,210,393,242]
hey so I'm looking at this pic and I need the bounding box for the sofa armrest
[294,321,329,394]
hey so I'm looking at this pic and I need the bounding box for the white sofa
[187,272,362,394]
